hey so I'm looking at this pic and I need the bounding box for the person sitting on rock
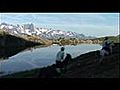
[63,53,72,65]
[62,53,72,72]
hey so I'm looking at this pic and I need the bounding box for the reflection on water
[0,47,26,60]
[0,46,36,75]
[0,45,41,61]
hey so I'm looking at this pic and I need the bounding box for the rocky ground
[59,43,119,78]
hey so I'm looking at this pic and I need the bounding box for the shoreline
[1,43,119,78]
[0,43,101,77]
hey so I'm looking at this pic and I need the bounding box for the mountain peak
[0,23,95,39]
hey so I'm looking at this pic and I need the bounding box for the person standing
[102,37,111,55]
[56,47,65,73]
[99,37,111,63]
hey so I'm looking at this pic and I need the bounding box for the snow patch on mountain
[0,23,95,39]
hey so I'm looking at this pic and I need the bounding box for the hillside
[0,30,52,46]
[1,43,119,78]
[92,35,120,43]
[59,43,119,78]
[0,30,44,59]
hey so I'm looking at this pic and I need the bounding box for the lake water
[0,44,102,76]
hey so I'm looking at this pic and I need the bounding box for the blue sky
[0,13,119,37]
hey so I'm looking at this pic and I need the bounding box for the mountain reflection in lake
[0,44,102,76]
[0,47,26,60]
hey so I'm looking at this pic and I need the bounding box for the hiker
[99,37,111,62]
[62,53,72,72]
[56,47,65,73]
[102,37,111,55]
[63,53,72,66]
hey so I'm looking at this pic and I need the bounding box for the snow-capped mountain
[0,23,95,39]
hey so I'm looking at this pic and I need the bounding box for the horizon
[0,13,119,37]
